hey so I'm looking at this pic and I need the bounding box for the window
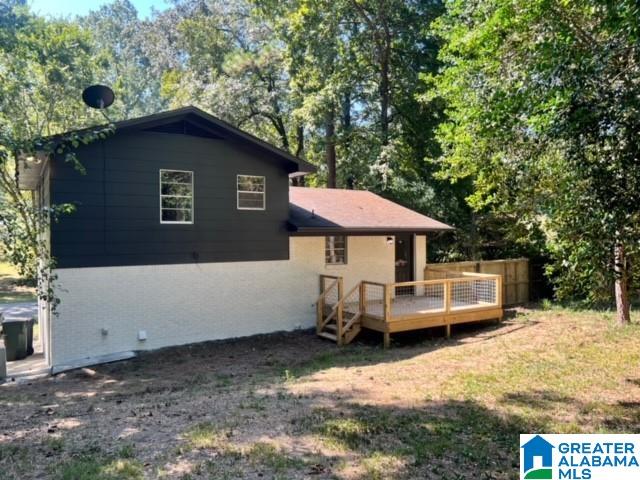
[160,169,193,224]
[237,175,265,210]
[325,236,347,265]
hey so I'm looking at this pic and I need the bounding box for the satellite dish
[82,85,115,109]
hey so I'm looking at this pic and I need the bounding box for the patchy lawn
[1,306,639,479]
[0,262,36,304]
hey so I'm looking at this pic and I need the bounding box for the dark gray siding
[50,131,290,268]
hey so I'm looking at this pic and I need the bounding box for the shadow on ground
[1,308,633,479]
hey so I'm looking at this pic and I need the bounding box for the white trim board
[51,351,136,375]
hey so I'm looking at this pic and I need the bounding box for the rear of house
[19,107,462,372]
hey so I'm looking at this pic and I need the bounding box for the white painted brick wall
[50,235,396,368]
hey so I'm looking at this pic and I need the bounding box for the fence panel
[426,258,529,306]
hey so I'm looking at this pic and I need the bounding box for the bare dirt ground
[1,306,639,479]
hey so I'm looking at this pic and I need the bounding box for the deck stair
[317,271,504,348]
[316,275,362,346]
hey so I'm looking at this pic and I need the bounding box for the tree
[82,0,168,119]
[431,0,640,323]
[273,0,356,188]
[0,2,110,304]
[150,0,466,237]
[265,0,454,205]
[158,0,303,154]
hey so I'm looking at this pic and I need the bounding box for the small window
[160,169,193,224]
[325,236,347,265]
[237,175,265,210]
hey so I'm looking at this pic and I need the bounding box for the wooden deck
[317,273,503,347]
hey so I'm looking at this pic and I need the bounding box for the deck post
[444,279,452,339]
[383,284,392,349]
[384,283,391,322]
[337,277,345,346]
[444,279,451,313]
[337,299,343,346]
[316,275,325,334]
[316,297,323,334]
[360,282,366,316]
[496,274,504,322]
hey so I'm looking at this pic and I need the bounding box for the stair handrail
[317,275,343,334]
[334,282,362,346]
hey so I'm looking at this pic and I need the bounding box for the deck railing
[317,272,502,346]
[362,272,503,322]
[317,274,362,345]
[319,275,342,308]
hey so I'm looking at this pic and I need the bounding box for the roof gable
[42,106,315,176]
[113,107,315,175]
[144,118,224,139]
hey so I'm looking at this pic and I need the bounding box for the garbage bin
[0,338,6,380]
[1,319,28,361]
[26,318,34,356]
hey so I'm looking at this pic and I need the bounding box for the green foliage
[52,455,144,480]
[0,2,112,307]
[156,0,300,151]
[430,0,640,304]
[81,0,169,119]
[151,0,471,244]
[14,0,639,310]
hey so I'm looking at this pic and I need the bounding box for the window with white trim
[237,175,265,210]
[160,169,193,224]
[325,236,347,265]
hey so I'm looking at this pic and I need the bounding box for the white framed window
[160,169,193,224]
[325,235,347,265]
[237,175,265,210]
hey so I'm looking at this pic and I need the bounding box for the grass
[184,422,233,451]
[46,443,144,480]
[0,290,36,303]
[0,261,36,303]
[1,305,639,479]
[52,455,144,480]
[246,442,306,472]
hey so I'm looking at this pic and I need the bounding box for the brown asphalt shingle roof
[289,187,453,234]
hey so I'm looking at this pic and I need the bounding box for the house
[521,435,554,476]
[19,106,502,373]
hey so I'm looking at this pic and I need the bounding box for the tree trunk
[295,125,304,158]
[614,243,631,325]
[325,108,336,188]
[379,33,391,146]
[291,125,306,187]
[341,92,354,189]
[341,91,351,132]
[470,211,479,260]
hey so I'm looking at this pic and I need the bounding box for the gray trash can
[26,318,34,356]
[0,339,6,380]
[1,319,28,361]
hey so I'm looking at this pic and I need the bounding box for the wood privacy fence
[425,258,529,306]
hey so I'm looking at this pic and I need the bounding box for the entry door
[395,234,414,295]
